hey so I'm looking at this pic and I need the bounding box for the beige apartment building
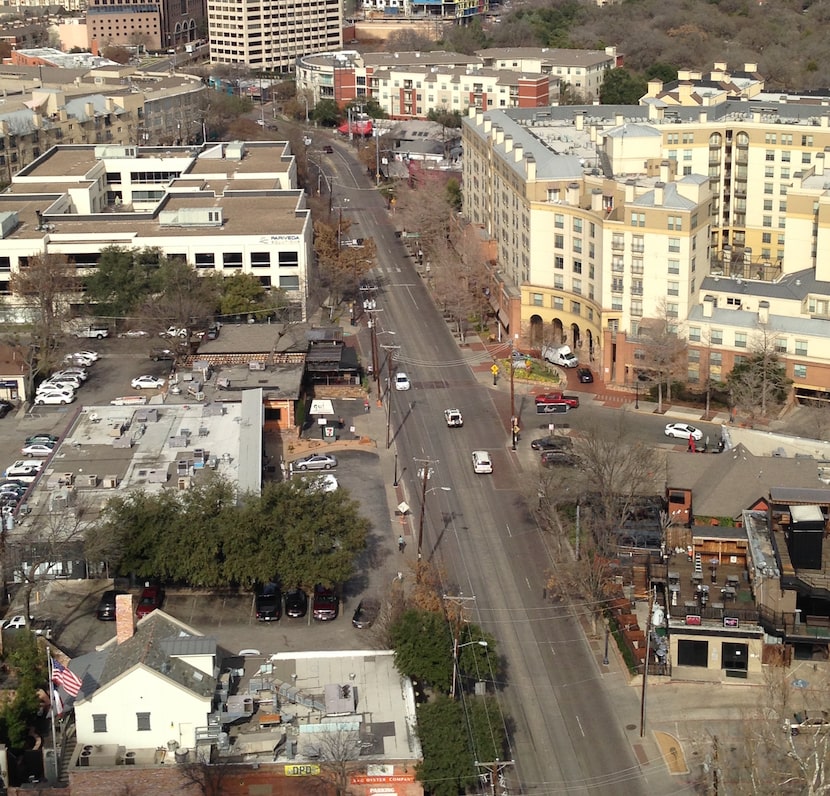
[462,100,830,400]
[208,0,342,72]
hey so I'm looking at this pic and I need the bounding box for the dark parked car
[206,324,220,340]
[576,368,593,384]
[136,585,164,618]
[97,589,128,621]
[312,585,338,621]
[285,588,308,618]
[149,347,176,361]
[530,436,573,452]
[25,433,58,446]
[323,145,334,154]
[352,598,381,629]
[0,400,13,418]
[541,450,578,468]
[255,583,281,621]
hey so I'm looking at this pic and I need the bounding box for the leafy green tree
[311,99,342,128]
[345,98,387,119]
[415,697,478,796]
[467,697,507,765]
[391,609,454,691]
[219,272,281,318]
[599,68,648,105]
[0,632,48,748]
[85,246,162,318]
[426,107,463,129]
[446,178,462,213]
[645,62,678,84]
[139,258,220,334]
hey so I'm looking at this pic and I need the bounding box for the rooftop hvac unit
[102,475,118,489]
[123,751,137,765]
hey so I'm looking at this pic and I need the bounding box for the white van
[471,450,493,474]
[5,460,43,483]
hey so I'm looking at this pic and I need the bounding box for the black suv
[255,583,281,621]
[96,589,128,621]
[149,347,176,361]
[285,588,308,618]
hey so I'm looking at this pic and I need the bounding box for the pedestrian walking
[364,399,370,414]
[398,535,405,553]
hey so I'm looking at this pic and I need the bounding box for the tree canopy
[85,245,163,318]
[87,477,370,590]
[599,68,649,105]
[725,342,791,420]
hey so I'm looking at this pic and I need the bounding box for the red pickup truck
[535,391,579,408]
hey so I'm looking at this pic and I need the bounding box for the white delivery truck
[541,345,579,368]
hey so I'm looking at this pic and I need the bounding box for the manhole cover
[626,724,637,731]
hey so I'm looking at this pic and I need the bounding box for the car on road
[323,145,334,154]
[472,450,493,474]
[96,589,127,621]
[576,368,594,384]
[131,375,166,390]
[395,372,411,391]
[149,347,176,361]
[535,392,580,408]
[118,329,149,338]
[284,588,308,618]
[0,400,13,418]
[136,585,164,618]
[530,436,573,451]
[312,585,338,621]
[255,583,282,621]
[291,453,337,471]
[110,395,148,406]
[352,598,381,629]
[444,409,463,427]
[21,442,56,458]
[665,423,703,441]
[541,450,578,468]
[25,433,58,446]
[34,390,75,406]
[786,711,830,735]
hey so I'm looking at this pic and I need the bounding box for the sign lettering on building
[284,764,321,776]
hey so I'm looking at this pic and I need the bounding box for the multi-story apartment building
[86,0,205,52]
[295,47,618,114]
[0,70,205,179]
[208,0,342,72]
[462,98,830,400]
[360,0,489,19]
[0,141,311,321]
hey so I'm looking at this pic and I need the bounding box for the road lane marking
[506,524,513,537]
[525,577,531,590]
[575,715,585,737]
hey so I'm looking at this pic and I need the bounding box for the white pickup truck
[74,325,109,339]
[444,409,463,427]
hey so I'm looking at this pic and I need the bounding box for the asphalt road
[327,155,676,793]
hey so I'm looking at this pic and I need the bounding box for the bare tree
[726,326,791,422]
[639,299,685,412]
[137,259,219,335]
[177,748,236,796]
[312,218,377,306]
[313,729,363,796]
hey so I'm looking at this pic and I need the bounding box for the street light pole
[382,344,400,450]
[374,126,381,187]
[635,380,640,410]
[509,339,517,450]
[416,462,432,568]
[451,639,488,699]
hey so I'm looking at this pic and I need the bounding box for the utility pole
[413,457,439,578]
[365,308,383,393]
[443,594,476,699]
[475,759,515,796]
[640,586,653,738]
[382,344,400,449]
[509,338,517,450]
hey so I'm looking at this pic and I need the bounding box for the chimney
[566,182,580,205]
[615,113,624,126]
[514,143,523,162]
[817,150,828,176]
[574,110,585,131]
[625,179,636,203]
[653,181,665,206]
[659,160,670,184]
[744,62,758,73]
[758,300,769,325]
[503,133,511,152]
[525,154,536,181]
[591,188,603,212]
[702,295,715,318]
[115,593,135,643]
[91,38,99,57]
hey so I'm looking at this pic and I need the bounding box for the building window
[794,364,807,379]
[631,236,644,253]
[137,713,151,731]
[554,275,564,289]
[710,352,722,367]
[611,277,624,293]
[279,275,300,290]
[573,239,582,253]
[532,293,543,306]
[734,332,747,348]
[688,349,700,363]
[795,340,808,356]
[710,329,723,345]
[572,279,582,295]
[554,234,564,249]
[278,251,299,267]
[668,216,682,231]
[666,303,678,318]
[688,326,700,342]
[668,238,680,253]
[251,252,271,267]
[573,218,582,233]
[570,300,581,315]
[631,212,645,227]
[667,281,679,296]
[630,300,643,317]
[194,253,215,268]
[93,715,107,733]
[553,296,564,310]
[722,642,748,674]
[572,260,582,274]
[554,256,564,270]
[677,640,708,667]
[222,252,243,267]
[774,338,787,353]
[554,213,564,228]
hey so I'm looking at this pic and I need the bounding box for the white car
[35,391,76,406]
[664,423,703,441]
[395,372,411,391]
[471,450,493,474]
[160,326,188,339]
[5,460,43,482]
[74,350,99,362]
[64,355,94,368]
[53,368,88,382]
[21,442,55,458]
[41,379,79,392]
[131,375,166,390]
[118,329,149,338]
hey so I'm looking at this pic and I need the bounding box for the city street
[326,151,678,793]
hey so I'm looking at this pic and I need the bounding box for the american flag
[51,659,82,697]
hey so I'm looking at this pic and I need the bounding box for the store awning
[497,309,510,328]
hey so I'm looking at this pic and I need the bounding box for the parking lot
[0,337,396,658]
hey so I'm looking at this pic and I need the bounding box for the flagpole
[46,645,58,758]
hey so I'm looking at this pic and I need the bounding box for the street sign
[490,364,499,376]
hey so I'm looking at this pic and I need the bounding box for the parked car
[64,354,94,367]
[136,585,164,618]
[74,325,109,339]
[73,349,99,362]
[352,598,381,629]
[131,375,166,390]
[787,711,830,735]
[149,348,176,361]
[118,329,149,338]
[96,589,128,621]
[284,588,308,618]
[53,368,88,382]
[291,453,338,471]
[541,450,578,468]
[206,324,220,340]
[395,372,411,391]
[41,379,80,392]
[312,585,338,621]
[576,367,594,384]
[25,433,58,446]
[160,326,188,338]
[323,145,334,154]
[471,450,493,474]
[530,436,573,451]
[0,400,13,418]
[664,423,703,441]
[255,583,282,621]
[21,442,56,458]
[4,460,43,482]
[34,390,75,406]
[535,392,579,408]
